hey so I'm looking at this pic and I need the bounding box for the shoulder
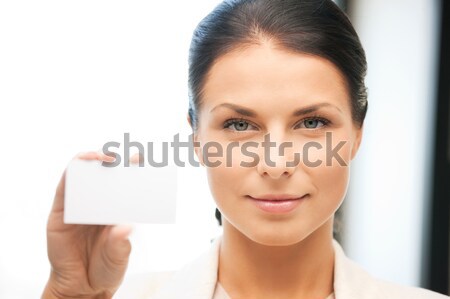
[332,240,449,299]
[113,271,176,299]
[373,278,449,299]
[114,237,449,299]
[113,236,222,299]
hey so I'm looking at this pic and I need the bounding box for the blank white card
[64,159,178,225]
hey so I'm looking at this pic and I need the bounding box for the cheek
[305,134,353,208]
[203,142,247,205]
[206,164,248,225]
[312,162,350,202]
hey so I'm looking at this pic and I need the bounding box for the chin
[240,222,311,247]
[256,232,310,247]
[251,236,305,247]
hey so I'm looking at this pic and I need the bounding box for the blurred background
[0,0,448,298]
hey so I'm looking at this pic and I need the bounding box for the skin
[188,41,363,299]
[42,152,136,299]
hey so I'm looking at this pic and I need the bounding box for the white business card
[64,159,178,225]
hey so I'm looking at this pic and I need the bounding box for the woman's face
[190,43,363,246]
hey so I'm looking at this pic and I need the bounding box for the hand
[42,151,133,299]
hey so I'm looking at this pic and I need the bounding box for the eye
[223,118,258,132]
[295,117,330,129]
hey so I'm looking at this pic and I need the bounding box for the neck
[218,219,335,299]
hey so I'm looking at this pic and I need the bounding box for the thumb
[91,225,133,291]
[105,225,133,263]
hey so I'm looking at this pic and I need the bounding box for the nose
[256,133,297,179]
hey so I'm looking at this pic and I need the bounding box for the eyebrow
[210,102,343,117]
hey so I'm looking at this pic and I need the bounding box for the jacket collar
[153,234,380,299]
[332,238,380,299]
[152,236,221,299]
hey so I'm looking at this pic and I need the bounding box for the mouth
[246,194,309,214]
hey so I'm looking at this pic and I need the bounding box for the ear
[350,124,364,161]
[187,113,205,166]
[186,113,193,130]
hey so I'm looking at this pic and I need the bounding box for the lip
[246,194,308,214]
[249,194,305,201]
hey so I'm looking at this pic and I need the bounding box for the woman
[41,0,448,298]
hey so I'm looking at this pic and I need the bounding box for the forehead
[200,43,351,116]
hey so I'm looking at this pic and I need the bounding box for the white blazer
[114,235,449,299]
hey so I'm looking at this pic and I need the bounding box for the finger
[51,168,67,213]
[91,225,133,289]
[104,224,133,267]
[76,151,116,163]
[110,224,134,242]
[129,153,144,165]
